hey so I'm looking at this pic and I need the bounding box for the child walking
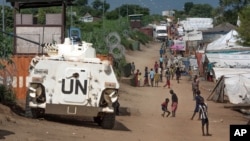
[154,71,160,87]
[199,97,211,136]
[163,68,171,88]
[138,72,142,87]
[161,98,171,117]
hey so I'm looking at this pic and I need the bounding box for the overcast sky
[89,0,220,14]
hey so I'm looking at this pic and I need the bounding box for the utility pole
[70,6,72,27]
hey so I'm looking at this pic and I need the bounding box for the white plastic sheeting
[213,68,250,80]
[183,30,203,41]
[213,68,250,104]
[206,30,247,51]
[180,18,213,31]
[206,52,250,68]
[224,74,250,104]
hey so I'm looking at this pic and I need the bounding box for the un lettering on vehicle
[61,79,88,95]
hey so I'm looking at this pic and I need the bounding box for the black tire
[25,91,44,118]
[93,116,102,126]
[101,113,115,129]
[25,91,34,118]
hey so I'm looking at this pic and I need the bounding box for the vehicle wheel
[101,113,115,129]
[25,91,44,118]
[93,116,102,126]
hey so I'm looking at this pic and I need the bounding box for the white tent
[183,30,203,41]
[225,74,250,104]
[180,18,213,31]
[213,68,250,104]
[206,52,250,68]
[206,30,246,51]
[213,68,250,80]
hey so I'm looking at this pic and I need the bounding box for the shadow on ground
[0,129,15,140]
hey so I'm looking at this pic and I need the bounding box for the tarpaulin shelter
[206,30,247,52]
[208,68,250,104]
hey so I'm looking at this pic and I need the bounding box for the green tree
[188,4,213,17]
[184,2,194,15]
[0,6,14,31]
[219,0,250,11]
[91,0,110,17]
[37,7,62,24]
[116,4,149,17]
[216,0,250,25]
[237,6,250,46]
[74,0,88,6]
[105,10,119,20]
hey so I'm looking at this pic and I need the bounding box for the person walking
[163,68,171,88]
[158,66,163,82]
[170,64,175,80]
[138,72,142,87]
[154,70,160,87]
[199,97,211,136]
[143,67,149,87]
[169,89,178,117]
[159,55,164,70]
[164,55,168,69]
[175,67,181,83]
[149,68,155,87]
[134,69,139,87]
[192,75,199,100]
[190,90,203,120]
[131,62,135,75]
[161,98,171,117]
[154,61,159,73]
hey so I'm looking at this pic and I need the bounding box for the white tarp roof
[177,26,184,36]
[213,68,250,80]
[180,18,213,31]
[183,30,203,41]
[206,52,250,68]
[206,30,248,51]
[213,68,250,104]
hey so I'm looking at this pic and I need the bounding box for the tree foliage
[184,2,194,15]
[237,6,250,46]
[91,0,110,17]
[219,0,250,11]
[74,0,88,6]
[188,4,213,17]
[215,0,250,25]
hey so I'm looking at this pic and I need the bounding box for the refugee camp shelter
[206,30,247,52]
[208,68,250,104]
[205,30,250,68]
[180,18,213,31]
[196,29,250,81]
[202,22,236,43]
[204,30,250,104]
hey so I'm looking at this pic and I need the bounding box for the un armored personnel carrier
[25,37,120,129]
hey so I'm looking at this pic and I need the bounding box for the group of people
[131,41,211,136]
[161,75,211,136]
[131,39,185,88]
[161,89,178,118]
[131,60,182,88]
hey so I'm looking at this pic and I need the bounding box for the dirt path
[0,41,248,141]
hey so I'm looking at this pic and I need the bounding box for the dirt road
[0,42,248,141]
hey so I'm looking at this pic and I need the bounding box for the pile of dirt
[0,104,17,125]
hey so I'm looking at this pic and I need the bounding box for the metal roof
[7,0,75,9]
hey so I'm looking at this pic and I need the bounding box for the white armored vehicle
[25,37,120,129]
